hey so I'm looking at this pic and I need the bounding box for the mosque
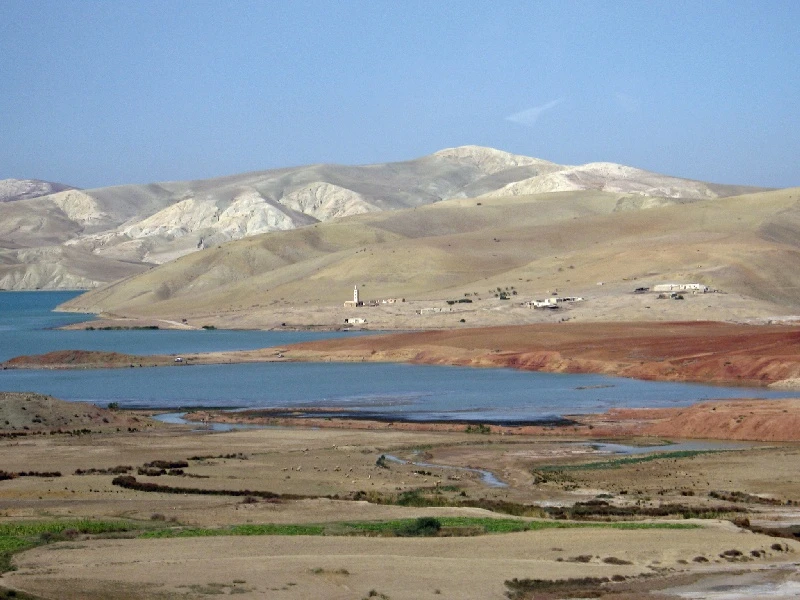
[343,285,363,307]
[343,285,404,308]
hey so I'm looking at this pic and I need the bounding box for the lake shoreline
[180,397,800,442]
[7,320,800,390]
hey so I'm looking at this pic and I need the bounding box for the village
[340,282,716,326]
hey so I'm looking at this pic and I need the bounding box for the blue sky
[2,0,798,189]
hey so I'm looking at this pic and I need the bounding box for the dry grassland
[2,424,800,599]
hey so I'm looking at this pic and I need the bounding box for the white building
[344,317,367,324]
[528,296,584,309]
[652,283,708,293]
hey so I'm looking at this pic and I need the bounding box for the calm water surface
[2,291,798,422]
[0,291,363,362]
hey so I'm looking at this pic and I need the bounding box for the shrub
[394,517,441,537]
[602,556,632,565]
[464,423,490,434]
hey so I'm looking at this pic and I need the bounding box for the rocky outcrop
[48,189,107,224]
[281,182,379,221]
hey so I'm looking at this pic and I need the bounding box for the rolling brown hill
[58,185,800,329]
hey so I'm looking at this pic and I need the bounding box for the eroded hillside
[0,146,765,290]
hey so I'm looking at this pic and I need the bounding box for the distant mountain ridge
[0,179,77,203]
[0,147,768,290]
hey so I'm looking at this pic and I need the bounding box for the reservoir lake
[2,291,799,423]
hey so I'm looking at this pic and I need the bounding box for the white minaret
[353,285,359,304]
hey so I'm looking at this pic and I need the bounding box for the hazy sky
[2,0,799,189]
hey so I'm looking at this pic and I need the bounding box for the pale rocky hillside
[0,147,767,290]
[482,162,752,199]
[0,178,76,203]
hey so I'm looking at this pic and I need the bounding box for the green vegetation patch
[536,449,721,472]
[141,523,326,539]
[0,519,142,573]
[138,517,696,541]
[0,520,137,538]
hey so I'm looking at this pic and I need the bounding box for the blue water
[0,291,365,362]
[2,291,799,422]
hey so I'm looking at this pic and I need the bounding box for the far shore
[8,320,800,391]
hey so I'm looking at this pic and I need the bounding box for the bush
[394,517,441,537]
[464,423,490,434]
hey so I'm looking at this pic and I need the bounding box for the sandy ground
[2,424,800,598]
[7,526,791,600]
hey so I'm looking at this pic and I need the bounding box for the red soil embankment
[639,399,800,441]
[575,399,800,442]
[288,321,800,387]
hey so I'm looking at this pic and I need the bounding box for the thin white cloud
[505,98,564,127]
[615,92,641,113]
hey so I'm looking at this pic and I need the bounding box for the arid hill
[58,185,800,328]
[0,146,764,290]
